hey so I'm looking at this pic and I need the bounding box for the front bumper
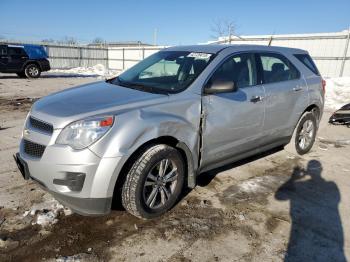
[51,192,112,216]
[15,139,127,216]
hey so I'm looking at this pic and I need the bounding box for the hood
[31,81,166,128]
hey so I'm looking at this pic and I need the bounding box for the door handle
[250,95,263,103]
[293,86,302,91]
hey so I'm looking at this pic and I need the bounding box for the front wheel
[122,144,185,219]
[286,112,317,155]
[24,64,41,78]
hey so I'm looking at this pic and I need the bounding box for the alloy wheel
[298,119,314,150]
[143,158,178,209]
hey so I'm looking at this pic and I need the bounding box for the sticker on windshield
[187,52,212,59]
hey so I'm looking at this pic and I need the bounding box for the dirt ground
[0,72,349,262]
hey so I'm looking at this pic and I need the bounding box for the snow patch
[23,198,72,227]
[236,175,283,196]
[325,77,350,110]
[49,64,120,79]
[239,177,265,193]
[55,253,98,262]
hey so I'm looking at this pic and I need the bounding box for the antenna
[268,30,275,46]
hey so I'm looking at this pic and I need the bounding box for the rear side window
[294,54,320,75]
[8,47,27,56]
[259,53,300,84]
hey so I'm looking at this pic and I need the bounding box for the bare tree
[41,38,55,44]
[91,37,105,46]
[59,36,78,45]
[210,19,236,43]
[92,37,104,43]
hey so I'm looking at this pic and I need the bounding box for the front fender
[88,97,201,194]
[89,96,201,165]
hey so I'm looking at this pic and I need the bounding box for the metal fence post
[340,28,350,77]
[105,47,109,70]
[122,48,125,70]
[79,47,82,67]
[142,47,145,59]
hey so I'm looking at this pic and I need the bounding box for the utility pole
[340,26,350,77]
[153,28,158,46]
[228,26,232,44]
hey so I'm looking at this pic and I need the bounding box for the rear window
[24,45,48,59]
[294,54,320,76]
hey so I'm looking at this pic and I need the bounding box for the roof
[165,45,228,54]
[164,44,307,54]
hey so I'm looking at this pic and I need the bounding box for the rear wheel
[121,144,185,219]
[24,64,41,78]
[286,112,317,155]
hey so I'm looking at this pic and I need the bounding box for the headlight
[56,116,114,150]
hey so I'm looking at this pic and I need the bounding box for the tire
[16,72,26,78]
[286,112,317,155]
[121,144,185,219]
[24,64,41,78]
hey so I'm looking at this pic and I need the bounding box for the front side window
[111,51,214,93]
[210,53,257,89]
[259,53,300,84]
[0,46,7,55]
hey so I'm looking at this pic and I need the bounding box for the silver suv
[14,45,324,219]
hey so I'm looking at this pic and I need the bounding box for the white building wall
[215,30,350,78]
[108,46,165,71]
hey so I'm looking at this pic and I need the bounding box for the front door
[7,46,28,71]
[201,53,265,170]
[0,45,8,71]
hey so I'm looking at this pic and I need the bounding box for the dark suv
[0,44,50,78]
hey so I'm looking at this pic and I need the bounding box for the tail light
[321,79,326,94]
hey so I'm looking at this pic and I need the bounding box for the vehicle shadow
[196,146,284,187]
[275,160,346,262]
[0,74,100,79]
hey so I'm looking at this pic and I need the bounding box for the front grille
[24,140,46,158]
[29,117,53,134]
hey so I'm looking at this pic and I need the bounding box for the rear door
[201,52,265,170]
[257,52,307,145]
[7,46,28,71]
[0,45,8,71]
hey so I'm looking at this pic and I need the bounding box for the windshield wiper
[108,77,169,95]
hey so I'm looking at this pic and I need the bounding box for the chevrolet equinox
[14,45,324,219]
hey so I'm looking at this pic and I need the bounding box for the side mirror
[204,79,236,94]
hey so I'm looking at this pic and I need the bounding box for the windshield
[110,51,214,93]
